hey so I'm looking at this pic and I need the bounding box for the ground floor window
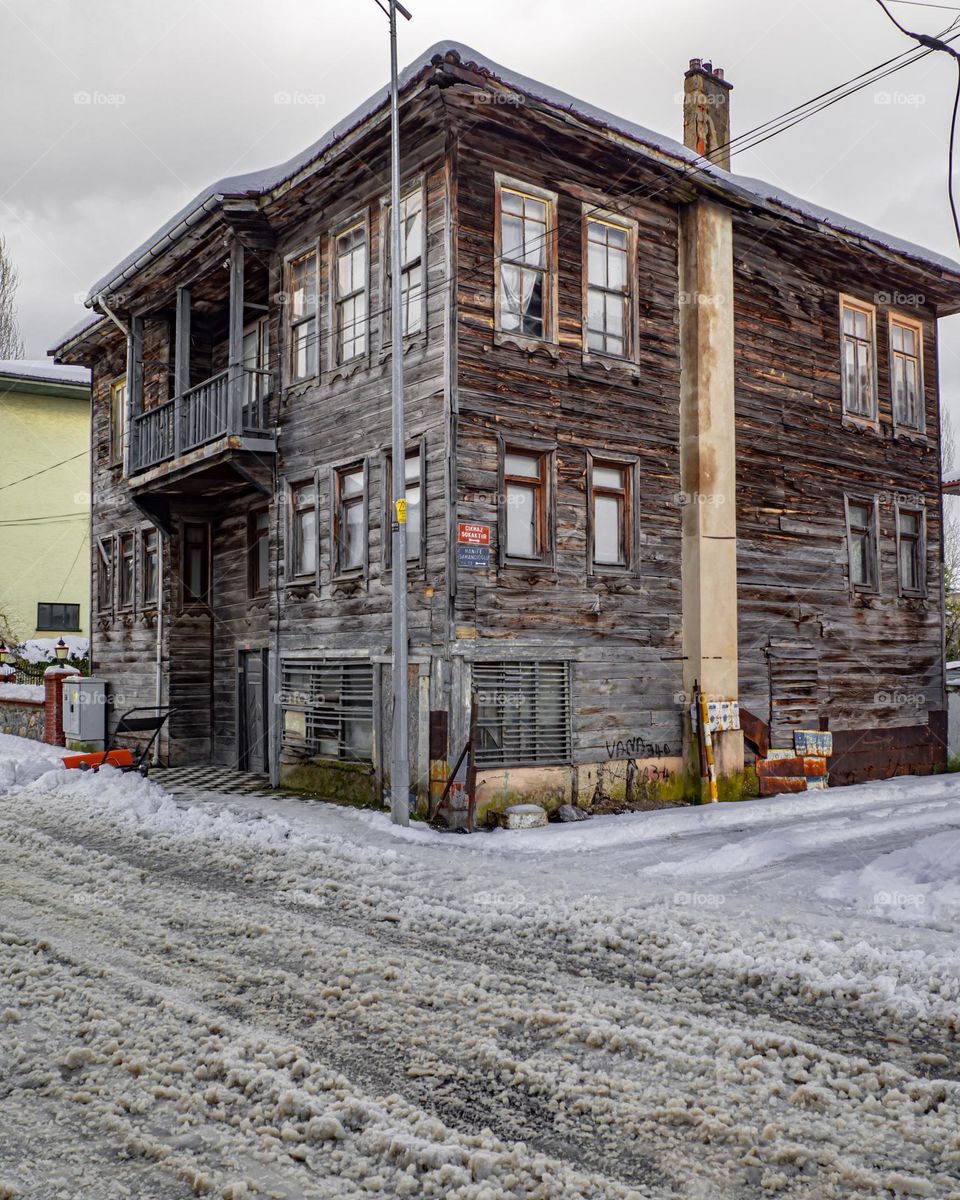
[281,658,374,762]
[36,602,80,632]
[473,660,571,767]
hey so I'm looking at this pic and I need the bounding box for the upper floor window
[118,532,135,610]
[890,314,924,433]
[840,296,876,421]
[845,496,879,593]
[590,458,632,570]
[182,522,210,607]
[584,215,633,358]
[141,527,159,608]
[335,463,366,575]
[896,504,925,596]
[386,188,424,338]
[110,377,127,464]
[248,508,270,597]
[495,178,557,343]
[36,602,80,633]
[288,250,318,381]
[502,447,549,563]
[334,221,367,363]
[290,481,318,580]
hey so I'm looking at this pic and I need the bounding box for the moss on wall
[279,759,379,807]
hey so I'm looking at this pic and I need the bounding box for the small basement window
[281,659,374,762]
[473,660,572,767]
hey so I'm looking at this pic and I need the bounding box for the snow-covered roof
[0,359,90,387]
[56,39,960,353]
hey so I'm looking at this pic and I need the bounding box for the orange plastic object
[62,749,135,771]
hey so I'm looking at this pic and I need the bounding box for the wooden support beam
[227,241,245,436]
[174,286,191,458]
[125,315,144,477]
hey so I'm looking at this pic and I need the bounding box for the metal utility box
[63,677,107,749]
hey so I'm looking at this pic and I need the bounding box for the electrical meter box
[62,676,107,749]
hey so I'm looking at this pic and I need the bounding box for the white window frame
[581,206,637,363]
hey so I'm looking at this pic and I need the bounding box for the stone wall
[0,698,44,741]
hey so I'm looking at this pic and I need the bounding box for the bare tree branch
[0,235,25,359]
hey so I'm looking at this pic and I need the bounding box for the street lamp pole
[384,0,412,825]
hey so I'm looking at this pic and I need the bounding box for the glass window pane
[594,465,624,489]
[406,481,421,559]
[520,268,543,338]
[500,265,522,330]
[506,453,540,478]
[594,493,623,564]
[343,502,364,569]
[502,214,524,260]
[502,189,523,215]
[900,510,919,536]
[507,484,537,558]
[341,469,364,498]
[849,503,869,530]
[298,509,316,575]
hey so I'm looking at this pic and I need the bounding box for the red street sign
[458,522,490,546]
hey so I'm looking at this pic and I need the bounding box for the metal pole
[388,0,410,825]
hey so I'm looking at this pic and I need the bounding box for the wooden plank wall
[450,105,687,766]
[733,214,945,753]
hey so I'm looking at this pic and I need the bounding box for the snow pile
[0,684,44,702]
[821,830,960,928]
[17,636,89,664]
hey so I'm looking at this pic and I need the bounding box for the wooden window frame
[140,526,159,610]
[383,437,427,572]
[117,530,136,612]
[895,502,926,598]
[839,294,878,426]
[581,207,638,364]
[332,460,369,580]
[36,602,81,633]
[180,521,211,610]
[844,493,881,595]
[110,376,127,466]
[288,477,320,586]
[247,507,270,599]
[96,536,114,617]
[330,211,370,372]
[380,181,426,349]
[285,245,320,385]
[497,436,555,568]
[586,452,639,576]
[494,174,559,350]
[889,311,926,436]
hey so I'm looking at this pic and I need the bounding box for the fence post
[43,665,79,747]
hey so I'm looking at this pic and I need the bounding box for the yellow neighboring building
[0,360,91,643]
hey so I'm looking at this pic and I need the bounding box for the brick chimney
[683,59,733,170]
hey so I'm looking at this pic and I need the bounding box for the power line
[873,0,960,247]
[0,450,87,493]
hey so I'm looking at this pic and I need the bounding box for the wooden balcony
[131,367,274,473]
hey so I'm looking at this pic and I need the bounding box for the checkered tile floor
[151,765,274,800]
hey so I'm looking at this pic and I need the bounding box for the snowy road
[1,737,959,1198]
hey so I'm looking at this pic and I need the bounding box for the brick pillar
[43,667,71,746]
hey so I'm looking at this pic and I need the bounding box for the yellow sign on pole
[395,498,407,524]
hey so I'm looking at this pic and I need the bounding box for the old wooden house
[51,43,960,815]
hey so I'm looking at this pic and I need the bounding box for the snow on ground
[1,731,960,1198]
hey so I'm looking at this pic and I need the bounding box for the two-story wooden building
[51,43,960,815]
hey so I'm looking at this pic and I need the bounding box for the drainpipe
[153,530,164,765]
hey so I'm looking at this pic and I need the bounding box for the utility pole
[378,0,413,824]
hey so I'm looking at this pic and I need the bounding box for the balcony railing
[131,367,273,474]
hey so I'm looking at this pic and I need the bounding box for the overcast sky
[5,0,960,447]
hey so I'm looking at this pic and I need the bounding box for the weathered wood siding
[733,214,945,761]
[450,102,687,774]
